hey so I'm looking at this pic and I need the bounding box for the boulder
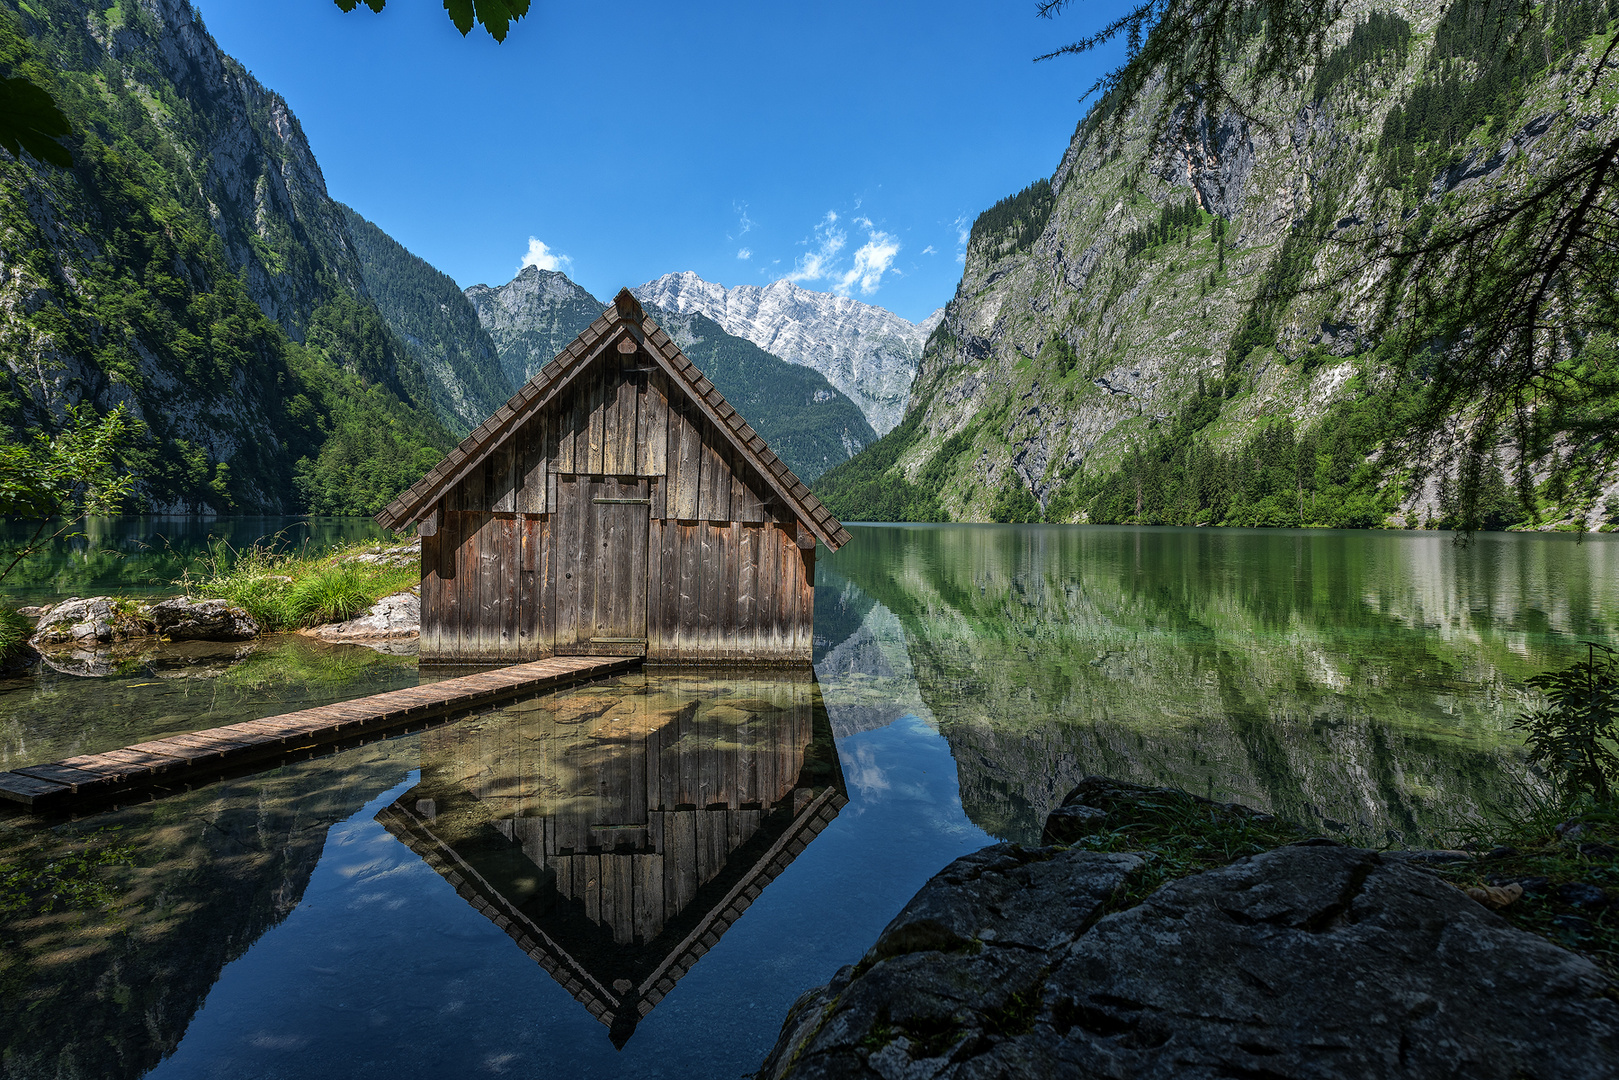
[148,598,258,641]
[760,843,1619,1080]
[30,596,152,646]
[303,590,419,647]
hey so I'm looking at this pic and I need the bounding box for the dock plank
[0,655,639,812]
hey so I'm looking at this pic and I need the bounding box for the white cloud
[953,214,970,247]
[836,230,901,296]
[737,247,752,260]
[779,210,901,296]
[518,236,571,274]
[921,244,938,256]
[736,202,753,235]
[783,211,847,285]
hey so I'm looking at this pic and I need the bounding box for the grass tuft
[289,565,375,626]
[1056,787,1307,908]
[0,606,30,660]
[179,535,415,632]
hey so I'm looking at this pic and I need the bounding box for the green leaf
[0,76,73,169]
[444,0,475,36]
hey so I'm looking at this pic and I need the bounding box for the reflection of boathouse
[377,670,845,1044]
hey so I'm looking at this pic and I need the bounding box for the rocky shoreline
[6,589,422,677]
[758,778,1619,1080]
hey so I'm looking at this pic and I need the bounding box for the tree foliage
[0,403,142,584]
[0,73,70,166]
[334,0,531,42]
[1517,643,1619,803]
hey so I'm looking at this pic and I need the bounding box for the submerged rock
[760,795,1619,1079]
[302,590,419,652]
[149,598,259,641]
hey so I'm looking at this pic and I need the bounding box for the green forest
[0,2,452,517]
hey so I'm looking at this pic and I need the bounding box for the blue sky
[195,0,1127,323]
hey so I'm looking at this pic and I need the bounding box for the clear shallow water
[0,524,1613,1079]
[0,515,394,601]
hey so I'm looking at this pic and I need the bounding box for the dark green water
[0,523,1612,1080]
[0,516,394,601]
[814,525,1618,843]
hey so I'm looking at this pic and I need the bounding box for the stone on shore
[148,598,259,641]
[302,590,419,653]
[759,788,1619,1080]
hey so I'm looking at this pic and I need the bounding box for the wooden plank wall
[420,348,814,664]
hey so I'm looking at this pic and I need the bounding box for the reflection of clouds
[843,742,892,799]
[483,1051,520,1073]
[249,1031,309,1050]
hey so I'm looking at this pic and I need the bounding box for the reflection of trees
[0,740,418,1080]
[0,516,391,600]
[819,526,1619,843]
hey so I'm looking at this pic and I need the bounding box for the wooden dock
[0,655,639,812]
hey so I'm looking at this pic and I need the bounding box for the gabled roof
[375,784,848,1046]
[375,289,852,550]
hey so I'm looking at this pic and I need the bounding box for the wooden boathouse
[375,289,851,664]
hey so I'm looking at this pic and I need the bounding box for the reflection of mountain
[377,671,845,1046]
[0,740,417,1080]
[817,526,1619,843]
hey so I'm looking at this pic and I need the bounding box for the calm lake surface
[1,523,1614,1079]
[0,516,394,601]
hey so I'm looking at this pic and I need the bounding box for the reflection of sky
[145,716,991,1080]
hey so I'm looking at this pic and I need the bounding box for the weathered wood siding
[419,350,815,664]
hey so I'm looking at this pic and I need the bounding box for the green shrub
[178,535,415,631]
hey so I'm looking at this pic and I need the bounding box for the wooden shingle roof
[375,289,852,550]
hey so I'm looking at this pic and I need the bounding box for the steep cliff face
[0,0,450,513]
[822,0,1619,530]
[635,271,942,436]
[341,205,511,436]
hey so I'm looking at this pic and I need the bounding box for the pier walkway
[0,655,638,812]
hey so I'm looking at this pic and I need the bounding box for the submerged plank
[0,655,640,812]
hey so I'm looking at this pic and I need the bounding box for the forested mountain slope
[340,205,512,437]
[463,268,877,482]
[816,0,1619,531]
[0,0,452,514]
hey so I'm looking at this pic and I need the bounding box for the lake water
[0,524,1613,1080]
[0,516,395,601]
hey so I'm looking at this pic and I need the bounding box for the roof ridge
[374,293,850,549]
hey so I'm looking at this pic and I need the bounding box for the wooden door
[554,475,650,656]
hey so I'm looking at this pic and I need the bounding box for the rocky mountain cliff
[635,271,942,436]
[0,0,453,514]
[462,268,877,481]
[816,0,1619,531]
[464,266,605,390]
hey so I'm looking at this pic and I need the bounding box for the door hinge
[592,497,651,504]
[589,637,647,644]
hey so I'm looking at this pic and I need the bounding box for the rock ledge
[759,780,1619,1080]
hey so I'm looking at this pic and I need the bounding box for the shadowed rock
[149,598,258,641]
[760,838,1619,1079]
